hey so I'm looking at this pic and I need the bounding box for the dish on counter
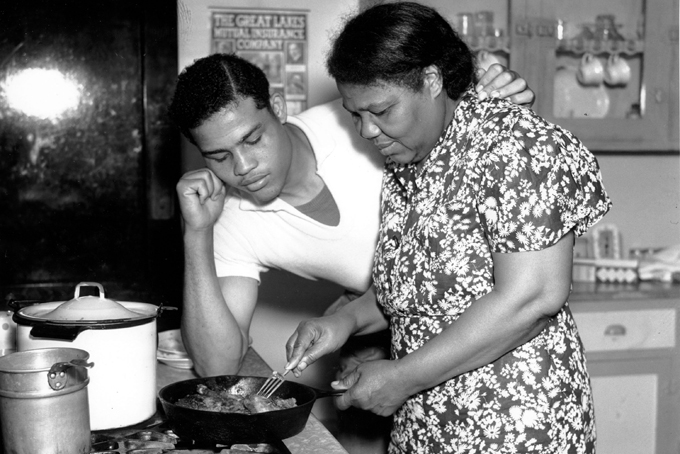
[553,66,610,119]
[157,329,194,369]
[157,352,194,369]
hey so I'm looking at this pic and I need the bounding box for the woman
[285,2,611,453]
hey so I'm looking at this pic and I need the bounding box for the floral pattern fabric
[373,91,611,454]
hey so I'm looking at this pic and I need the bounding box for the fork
[256,369,291,398]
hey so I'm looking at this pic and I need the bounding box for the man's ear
[270,92,287,123]
[423,65,444,99]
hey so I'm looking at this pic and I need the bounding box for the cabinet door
[572,299,680,454]
[588,359,674,454]
[522,0,678,151]
[360,0,678,151]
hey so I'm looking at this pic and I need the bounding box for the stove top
[91,423,292,454]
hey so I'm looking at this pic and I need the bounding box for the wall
[595,154,680,252]
[177,0,355,106]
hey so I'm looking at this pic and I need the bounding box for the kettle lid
[39,282,141,321]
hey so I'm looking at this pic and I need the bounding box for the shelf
[462,35,511,54]
[557,38,644,56]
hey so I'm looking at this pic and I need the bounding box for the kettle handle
[74,282,105,299]
[30,324,90,341]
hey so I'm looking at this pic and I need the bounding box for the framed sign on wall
[211,8,309,114]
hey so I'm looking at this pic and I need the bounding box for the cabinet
[360,0,679,152]
[570,293,680,454]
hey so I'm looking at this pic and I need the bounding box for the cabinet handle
[654,89,665,103]
[515,22,532,37]
[604,324,627,336]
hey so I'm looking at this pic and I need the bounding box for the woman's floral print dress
[373,90,611,454]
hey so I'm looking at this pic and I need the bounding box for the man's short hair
[168,53,272,144]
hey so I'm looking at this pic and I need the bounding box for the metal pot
[0,348,93,454]
[12,282,172,430]
[158,375,343,446]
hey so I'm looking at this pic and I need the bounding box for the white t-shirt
[213,98,384,294]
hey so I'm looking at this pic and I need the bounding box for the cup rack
[557,38,645,56]
[461,35,511,54]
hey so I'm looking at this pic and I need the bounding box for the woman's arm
[333,232,574,415]
[397,231,574,392]
[285,285,388,375]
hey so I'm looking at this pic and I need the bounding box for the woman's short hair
[168,53,272,144]
[326,2,475,100]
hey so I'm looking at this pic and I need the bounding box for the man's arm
[176,168,259,377]
[181,228,259,376]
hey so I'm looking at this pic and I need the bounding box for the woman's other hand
[331,359,412,417]
[475,64,535,107]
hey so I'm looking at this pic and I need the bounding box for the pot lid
[38,282,144,321]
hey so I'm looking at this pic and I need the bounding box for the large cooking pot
[11,282,173,430]
[158,375,343,446]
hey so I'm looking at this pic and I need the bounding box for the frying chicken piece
[176,384,296,414]
[243,394,281,413]
[242,394,296,413]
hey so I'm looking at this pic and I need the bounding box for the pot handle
[30,324,90,341]
[8,299,44,311]
[48,359,94,391]
[155,303,178,317]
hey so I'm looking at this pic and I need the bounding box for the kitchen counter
[156,347,348,454]
[570,281,680,302]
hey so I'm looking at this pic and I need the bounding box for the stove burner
[91,425,292,454]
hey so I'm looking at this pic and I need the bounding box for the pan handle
[311,387,347,399]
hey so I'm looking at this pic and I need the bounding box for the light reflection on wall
[2,68,81,121]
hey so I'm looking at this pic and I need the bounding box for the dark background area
[0,0,183,328]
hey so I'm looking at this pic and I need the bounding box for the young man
[168,53,534,378]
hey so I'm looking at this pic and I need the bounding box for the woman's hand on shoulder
[475,64,535,107]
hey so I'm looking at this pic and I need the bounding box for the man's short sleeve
[213,216,267,282]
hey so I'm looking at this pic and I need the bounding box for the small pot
[12,282,172,430]
[0,348,93,454]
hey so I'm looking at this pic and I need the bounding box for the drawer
[572,308,676,352]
